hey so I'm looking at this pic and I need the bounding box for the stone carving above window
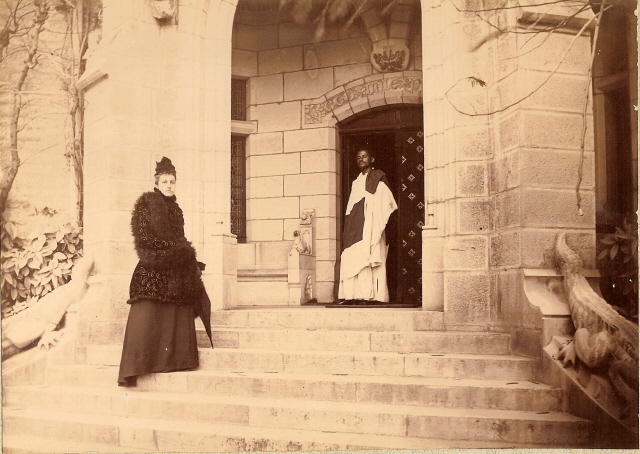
[151,0,178,24]
[358,3,415,73]
[372,46,408,72]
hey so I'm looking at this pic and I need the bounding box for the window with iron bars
[230,78,247,242]
[231,78,247,121]
[231,135,247,243]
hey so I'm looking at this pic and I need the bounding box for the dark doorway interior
[338,106,424,307]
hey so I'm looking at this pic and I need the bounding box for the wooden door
[394,129,424,305]
[339,107,424,306]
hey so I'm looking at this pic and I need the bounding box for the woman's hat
[155,157,176,177]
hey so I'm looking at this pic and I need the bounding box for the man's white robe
[338,169,398,302]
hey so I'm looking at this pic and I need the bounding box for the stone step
[44,365,560,411]
[2,435,154,454]
[3,392,591,446]
[81,309,445,344]
[84,344,535,381]
[85,325,509,354]
[206,328,511,354]
[210,308,444,331]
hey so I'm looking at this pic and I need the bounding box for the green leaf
[27,257,41,269]
[597,249,609,260]
[2,258,15,270]
[33,235,47,251]
[18,255,28,269]
[6,222,17,240]
[42,239,57,256]
[610,243,619,260]
[4,273,16,287]
[59,261,72,270]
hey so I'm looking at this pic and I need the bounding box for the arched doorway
[338,106,424,307]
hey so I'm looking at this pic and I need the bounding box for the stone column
[490,4,596,353]
[421,1,493,322]
[80,0,238,323]
[202,0,238,310]
[81,1,165,322]
[421,1,596,336]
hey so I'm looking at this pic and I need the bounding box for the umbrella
[199,286,213,348]
[197,261,214,348]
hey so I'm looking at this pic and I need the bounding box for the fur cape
[128,189,201,306]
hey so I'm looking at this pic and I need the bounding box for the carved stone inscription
[305,76,422,124]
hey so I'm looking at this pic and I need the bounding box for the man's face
[356,150,374,172]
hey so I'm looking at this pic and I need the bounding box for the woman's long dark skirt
[117,299,198,386]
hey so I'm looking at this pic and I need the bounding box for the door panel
[340,127,424,306]
[395,130,424,305]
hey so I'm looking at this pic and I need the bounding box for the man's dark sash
[342,170,390,251]
[365,169,390,194]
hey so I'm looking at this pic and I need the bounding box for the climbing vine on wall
[0,217,83,317]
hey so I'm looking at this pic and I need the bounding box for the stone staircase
[3,308,594,452]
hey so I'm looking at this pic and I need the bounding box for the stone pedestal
[287,209,316,305]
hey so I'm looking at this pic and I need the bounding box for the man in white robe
[339,149,398,302]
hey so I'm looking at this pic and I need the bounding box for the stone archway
[229,0,423,305]
[304,77,424,304]
[303,72,423,127]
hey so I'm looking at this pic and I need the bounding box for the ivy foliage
[1,219,83,318]
[598,217,638,322]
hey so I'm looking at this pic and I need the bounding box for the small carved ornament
[290,230,311,255]
[373,50,406,72]
[151,0,178,23]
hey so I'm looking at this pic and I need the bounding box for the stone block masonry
[235,18,423,303]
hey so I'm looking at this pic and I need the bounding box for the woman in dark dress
[118,157,204,387]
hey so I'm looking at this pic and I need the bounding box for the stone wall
[422,1,596,354]
[0,6,77,230]
[79,0,598,325]
[232,12,423,302]
[81,0,239,319]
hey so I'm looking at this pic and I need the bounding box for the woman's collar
[153,187,177,201]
